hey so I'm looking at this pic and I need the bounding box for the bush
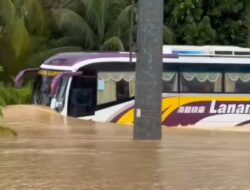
[0,85,32,105]
[0,97,3,116]
[0,93,17,137]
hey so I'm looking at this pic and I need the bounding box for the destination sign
[177,100,250,114]
[38,70,63,77]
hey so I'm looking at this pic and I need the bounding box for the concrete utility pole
[134,0,164,140]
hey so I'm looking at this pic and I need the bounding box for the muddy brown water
[1,105,250,190]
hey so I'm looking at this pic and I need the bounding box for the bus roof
[41,46,250,71]
[163,45,250,55]
[43,52,135,67]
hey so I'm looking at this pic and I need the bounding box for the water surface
[1,105,250,190]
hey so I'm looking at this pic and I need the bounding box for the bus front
[15,68,70,113]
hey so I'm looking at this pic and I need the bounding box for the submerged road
[1,105,250,190]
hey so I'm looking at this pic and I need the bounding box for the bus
[15,45,250,127]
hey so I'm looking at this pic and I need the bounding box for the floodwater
[1,106,250,190]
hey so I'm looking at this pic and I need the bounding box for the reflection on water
[1,105,250,190]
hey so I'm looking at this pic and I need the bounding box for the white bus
[16,45,250,127]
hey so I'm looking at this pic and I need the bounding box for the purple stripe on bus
[43,52,178,67]
[110,100,250,127]
[164,101,250,127]
[236,120,250,126]
[111,106,134,123]
[163,102,212,127]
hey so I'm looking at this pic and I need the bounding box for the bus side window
[71,88,93,107]
[68,74,97,117]
[97,72,135,105]
[162,72,178,93]
[225,72,250,93]
[116,80,129,101]
[180,72,222,93]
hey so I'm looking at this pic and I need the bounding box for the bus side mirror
[50,71,83,96]
[15,68,39,88]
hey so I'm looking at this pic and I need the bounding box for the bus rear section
[111,62,250,127]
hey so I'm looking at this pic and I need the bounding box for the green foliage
[244,0,250,47]
[0,85,32,105]
[0,0,84,81]
[6,17,31,59]
[0,86,17,137]
[0,96,4,116]
[51,0,134,51]
[165,0,247,45]
[0,0,51,81]
[51,0,175,49]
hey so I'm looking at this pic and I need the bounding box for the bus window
[97,72,135,105]
[33,75,53,106]
[116,80,129,101]
[68,72,97,117]
[129,78,136,97]
[54,76,69,112]
[33,70,63,106]
[225,72,250,93]
[162,72,178,92]
[180,72,222,93]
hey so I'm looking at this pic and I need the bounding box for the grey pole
[134,0,164,140]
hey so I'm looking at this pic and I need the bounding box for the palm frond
[163,25,176,44]
[101,36,125,51]
[52,8,96,48]
[23,0,49,35]
[106,5,132,38]
[0,0,16,24]
[29,35,49,52]
[52,36,83,47]
[80,0,106,41]
[5,17,31,59]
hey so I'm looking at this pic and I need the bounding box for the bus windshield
[32,70,65,106]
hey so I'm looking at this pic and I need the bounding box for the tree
[40,0,73,9]
[51,0,175,51]
[0,0,50,81]
[165,0,246,46]
[0,0,82,80]
[50,0,134,51]
[244,0,250,47]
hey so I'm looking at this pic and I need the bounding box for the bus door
[68,70,97,117]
